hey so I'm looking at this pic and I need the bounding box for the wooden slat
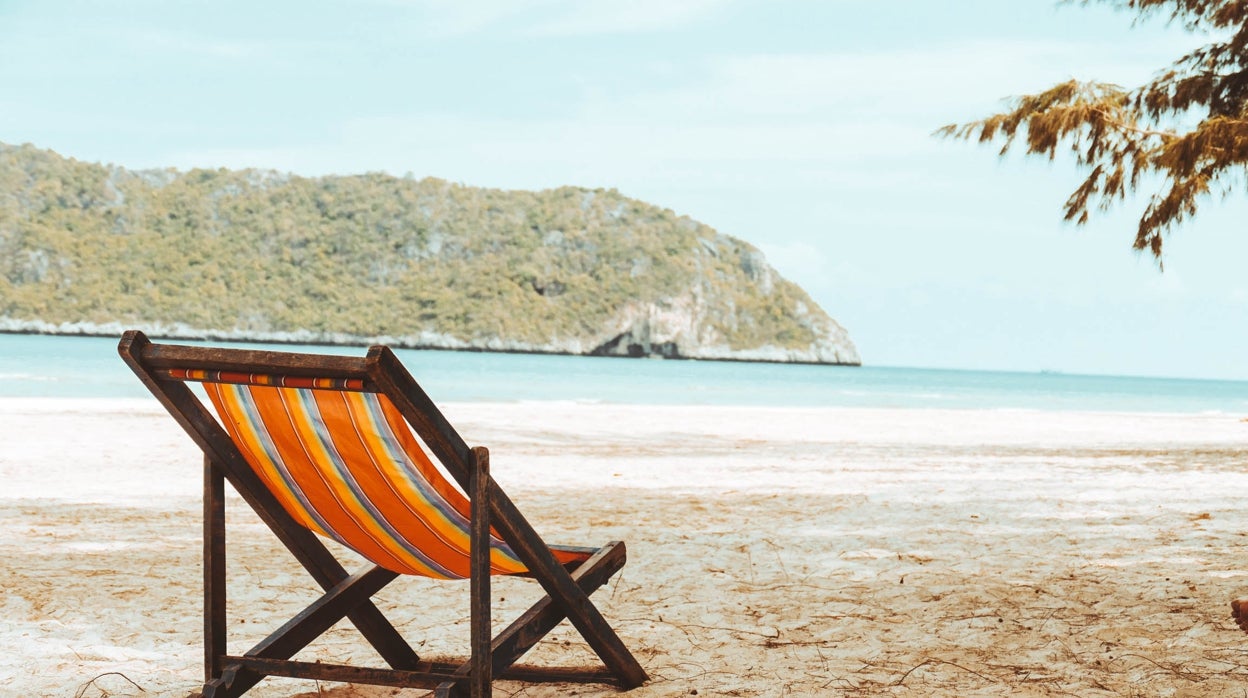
[202,667,242,698]
[224,656,616,687]
[204,456,227,683]
[138,340,370,379]
[469,447,492,698]
[243,565,399,661]
[231,656,451,689]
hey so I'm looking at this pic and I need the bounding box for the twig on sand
[761,538,791,582]
[892,658,1000,686]
[1115,652,1211,681]
[737,543,756,584]
[618,615,781,643]
[1200,650,1248,674]
[73,672,145,698]
[765,638,830,648]
[609,568,626,601]
[645,661,740,682]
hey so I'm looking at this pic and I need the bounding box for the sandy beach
[4,397,1248,697]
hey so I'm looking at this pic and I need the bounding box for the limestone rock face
[587,290,859,365]
[0,142,861,365]
[568,234,859,364]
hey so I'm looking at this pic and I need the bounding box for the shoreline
[0,323,863,368]
[2,395,1244,422]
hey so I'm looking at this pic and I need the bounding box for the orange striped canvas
[200,382,583,579]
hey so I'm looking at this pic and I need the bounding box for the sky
[2,0,1246,380]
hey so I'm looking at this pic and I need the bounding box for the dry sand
[3,397,1248,697]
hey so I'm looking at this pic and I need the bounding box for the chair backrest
[197,373,525,578]
[119,333,574,579]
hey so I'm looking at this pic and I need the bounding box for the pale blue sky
[3,1,1245,379]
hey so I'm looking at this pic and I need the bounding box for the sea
[2,332,1247,414]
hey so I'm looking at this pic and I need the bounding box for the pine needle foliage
[938,0,1248,260]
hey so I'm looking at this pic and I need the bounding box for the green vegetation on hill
[0,142,858,364]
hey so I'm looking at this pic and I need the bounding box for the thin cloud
[98,26,275,60]
[524,0,732,37]
[409,0,732,37]
[155,35,1202,188]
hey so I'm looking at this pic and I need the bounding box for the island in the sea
[0,142,859,365]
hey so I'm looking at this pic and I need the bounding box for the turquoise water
[2,332,1247,413]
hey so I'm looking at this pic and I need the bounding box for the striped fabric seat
[201,381,587,579]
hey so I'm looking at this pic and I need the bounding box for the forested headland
[0,142,859,364]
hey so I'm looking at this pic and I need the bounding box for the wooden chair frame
[118,330,648,698]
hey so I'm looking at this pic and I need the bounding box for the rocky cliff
[0,142,859,364]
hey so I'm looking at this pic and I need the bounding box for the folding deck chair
[118,330,648,698]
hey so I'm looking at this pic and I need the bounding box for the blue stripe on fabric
[225,384,349,550]
[294,389,458,579]
[358,393,524,568]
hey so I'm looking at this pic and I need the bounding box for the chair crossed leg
[201,459,644,698]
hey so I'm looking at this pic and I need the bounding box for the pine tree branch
[1089,107,1180,141]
